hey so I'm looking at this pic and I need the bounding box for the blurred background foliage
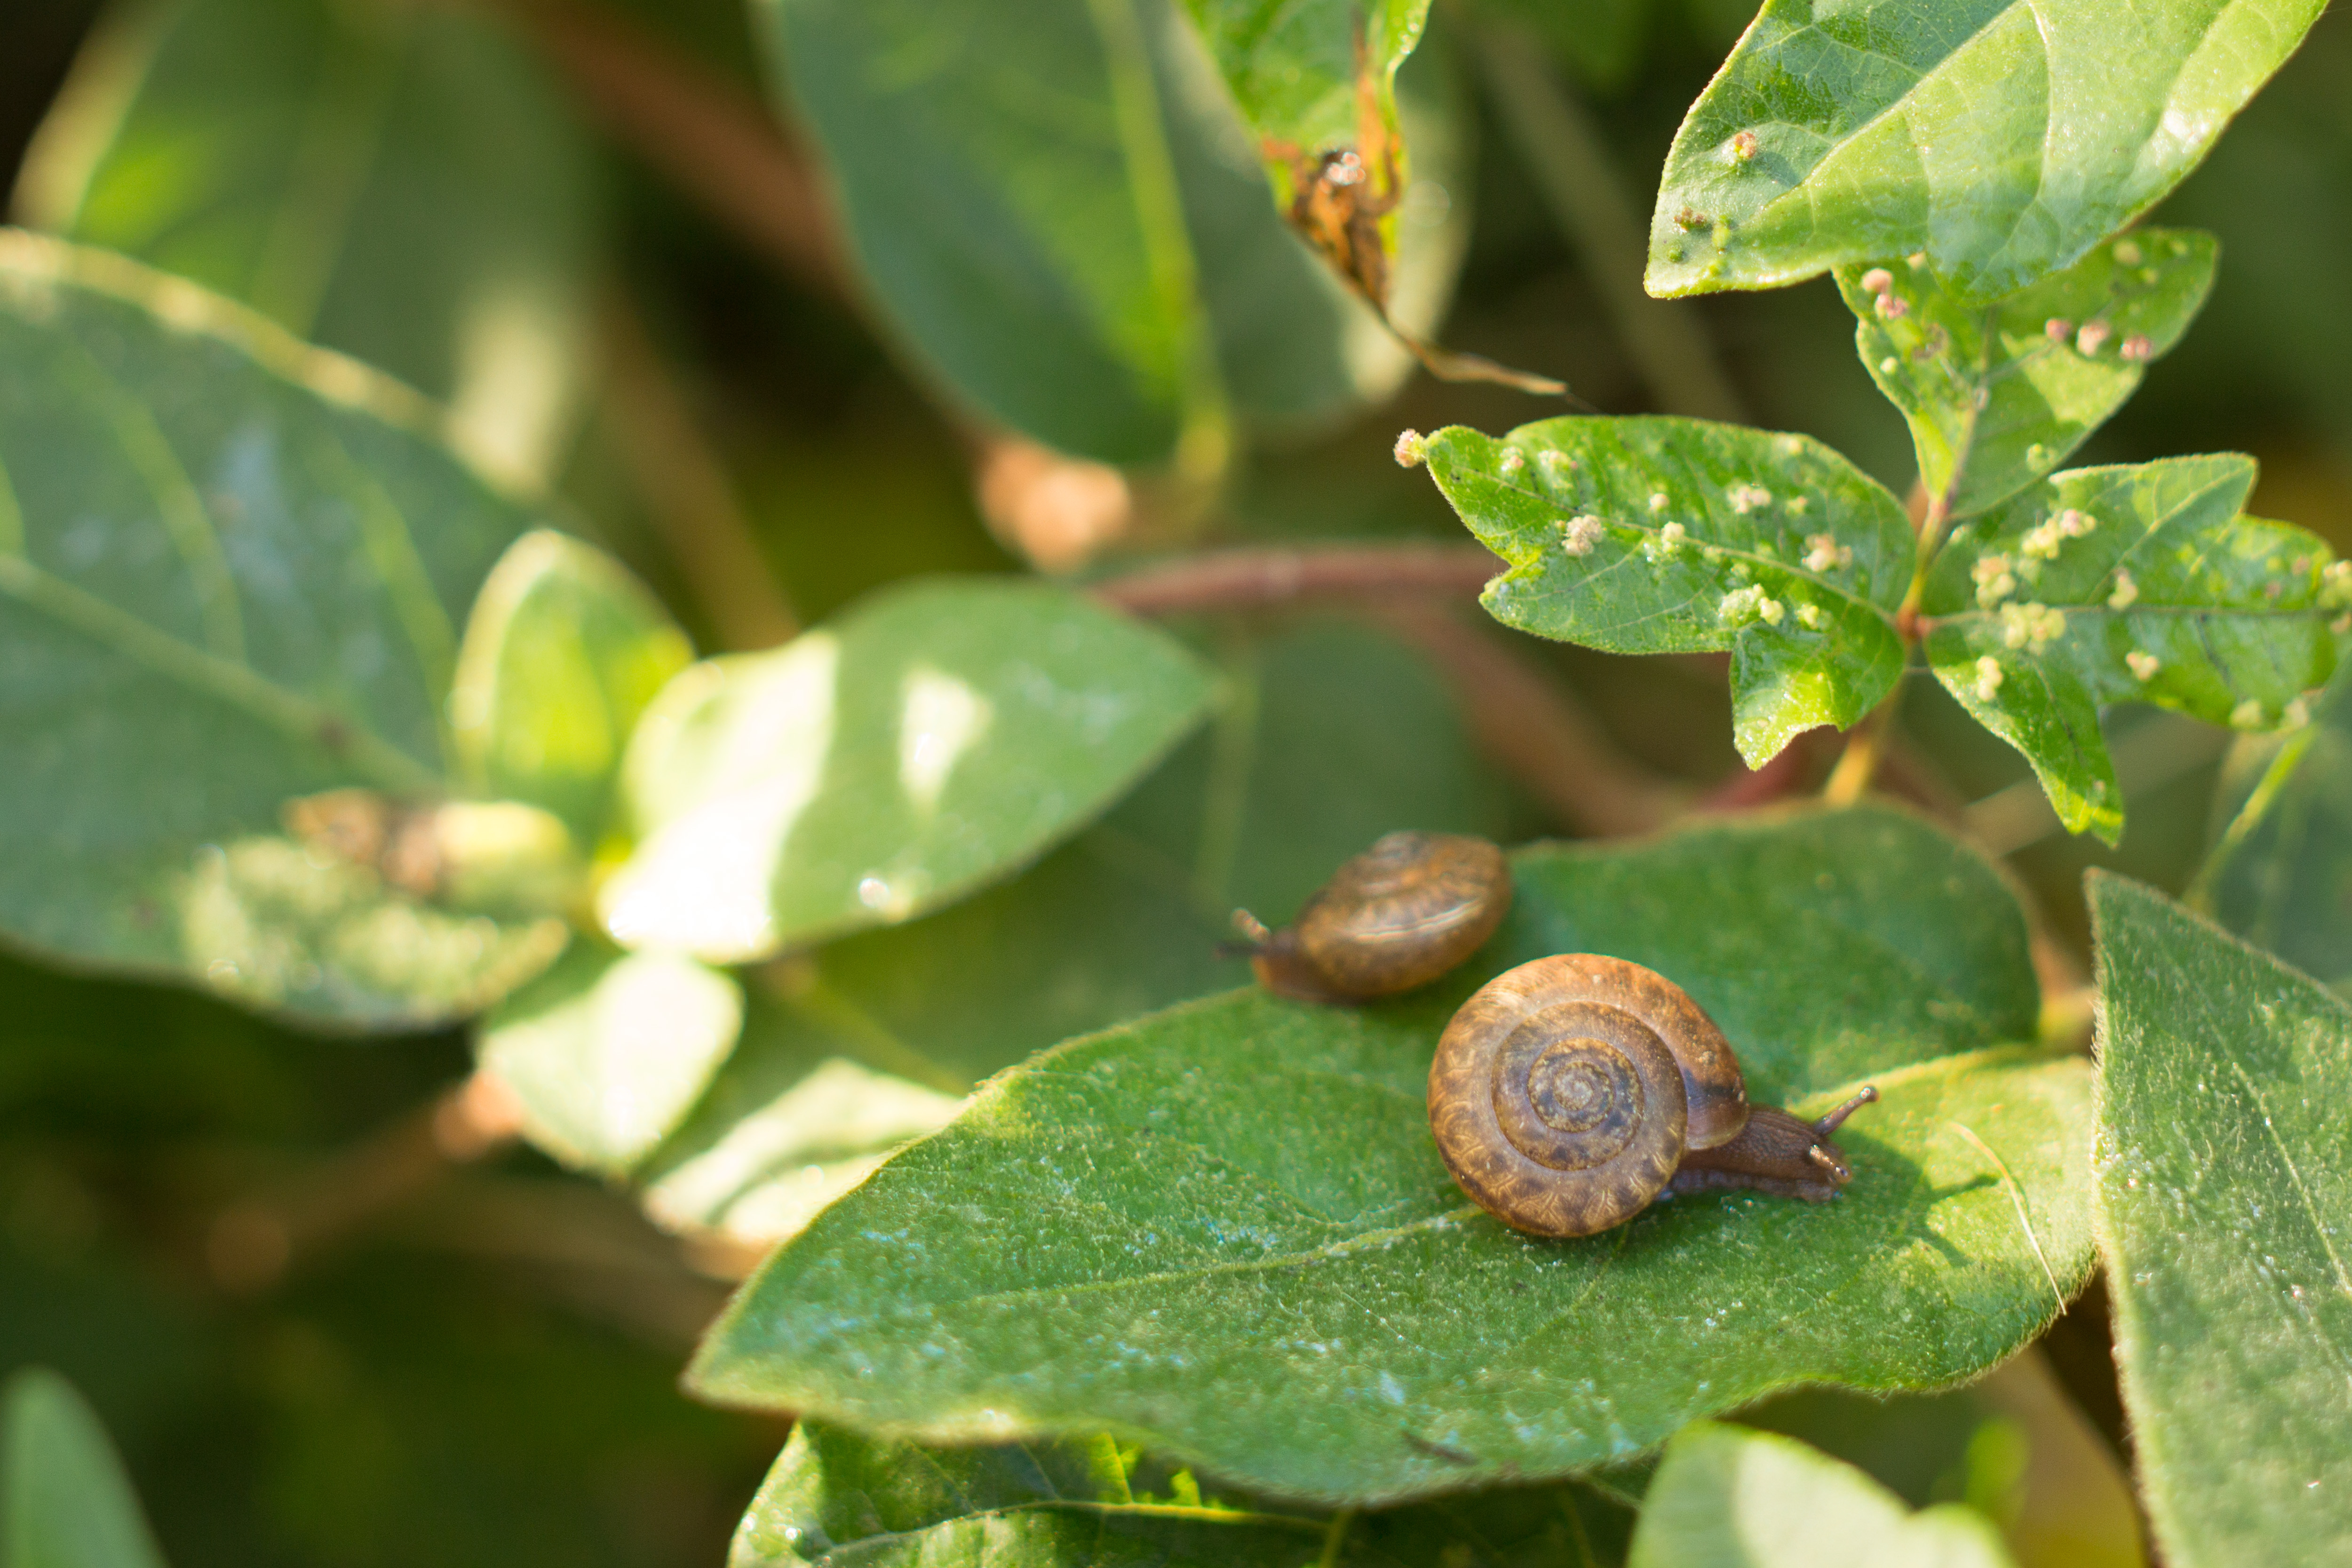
[1,0,2346,1560]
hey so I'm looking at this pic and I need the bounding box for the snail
[1428,954,1876,1237]
[1231,832,1511,1003]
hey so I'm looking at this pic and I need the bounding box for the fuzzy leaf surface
[21,0,603,484]
[600,578,1217,963]
[1839,230,2217,520]
[691,806,2091,1506]
[1645,0,2326,302]
[2200,665,2352,989]
[2089,876,2352,1567]
[1627,1422,2016,1568]
[1921,456,2339,843]
[0,232,557,1027]
[450,531,691,851]
[1,1368,167,1568]
[1422,418,1912,767]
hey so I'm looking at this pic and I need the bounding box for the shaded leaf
[0,231,556,1027]
[1421,417,1913,767]
[689,807,2090,1506]
[1627,1421,2016,1568]
[1,1367,168,1568]
[2089,875,2352,1567]
[450,530,692,851]
[20,0,604,486]
[599,577,1216,963]
[1645,0,2326,302]
[1838,230,2217,520]
[479,941,745,1176]
[755,0,1461,464]
[2197,663,2352,989]
[1921,456,2339,843]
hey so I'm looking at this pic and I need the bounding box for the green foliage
[1177,0,1429,201]
[1420,418,1914,767]
[597,577,1218,963]
[2089,876,2352,1566]
[1628,1422,2015,1568]
[691,808,2091,1506]
[1836,230,2218,521]
[19,0,603,484]
[2198,665,2352,989]
[1920,457,2340,843]
[1645,0,2328,302]
[1,1369,167,1568]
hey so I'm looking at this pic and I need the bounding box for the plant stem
[1090,543,1500,615]
[1470,22,1748,424]
[1821,691,1899,805]
[1317,1507,1356,1568]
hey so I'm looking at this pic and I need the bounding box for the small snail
[1428,954,1876,1237]
[1232,832,1511,1003]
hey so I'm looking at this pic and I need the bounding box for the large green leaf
[2089,876,2352,1567]
[19,0,603,486]
[1921,456,2340,844]
[2198,664,2352,988]
[1644,0,2327,302]
[1,1368,168,1568]
[449,530,692,852]
[599,578,1218,963]
[690,806,2091,1506]
[1627,1422,2016,1568]
[754,0,1463,465]
[1420,418,1913,767]
[0,231,563,1027]
[1837,230,2217,521]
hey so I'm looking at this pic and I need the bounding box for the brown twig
[1090,543,1501,617]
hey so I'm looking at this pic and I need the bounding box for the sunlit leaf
[2197,664,2352,989]
[2089,875,2352,1567]
[1837,230,2217,520]
[690,807,2090,1506]
[1645,0,2327,302]
[1627,1422,2017,1568]
[0,231,558,1027]
[1,1367,168,1568]
[1921,456,2339,843]
[599,578,1217,963]
[451,530,692,852]
[1420,417,1913,767]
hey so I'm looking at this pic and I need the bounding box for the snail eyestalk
[1813,1085,1879,1138]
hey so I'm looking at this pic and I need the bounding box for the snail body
[1235,832,1510,1003]
[1428,954,1875,1237]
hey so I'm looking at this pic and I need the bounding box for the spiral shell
[1428,954,1750,1237]
[1287,831,1510,998]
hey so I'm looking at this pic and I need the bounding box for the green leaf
[2088,875,2352,1568]
[689,806,2091,1506]
[0,231,562,1027]
[450,531,692,852]
[1837,230,2218,521]
[1627,1422,2016,1568]
[599,577,1218,963]
[753,0,1462,465]
[2,1368,168,1568]
[1421,418,1914,767]
[2198,664,2352,989]
[478,941,744,1176]
[1921,456,2340,844]
[1644,0,2327,302]
[20,0,604,485]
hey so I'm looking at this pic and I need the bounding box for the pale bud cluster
[1998,601,2067,654]
[1558,515,1605,557]
[1972,656,2005,703]
[1973,554,2018,609]
[1802,533,1853,573]
[1719,583,1784,627]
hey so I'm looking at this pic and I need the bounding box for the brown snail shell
[1428,954,1876,1238]
[1234,832,1511,1003]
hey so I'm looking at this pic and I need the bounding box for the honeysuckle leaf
[689,806,2091,1507]
[1837,230,2217,521]
[1920,456,2340,844]
[1627,1422,2017,1568]
[1,1368,168,1568]
[1417,417,1913,768]
[1645,0,2327,303]
[449,531,691,852]
[599,577,1217,964]
[19,0,603,485]
[0,231,565,1028]
[2089,875,2352,1567]
[2198,664,2352,990]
